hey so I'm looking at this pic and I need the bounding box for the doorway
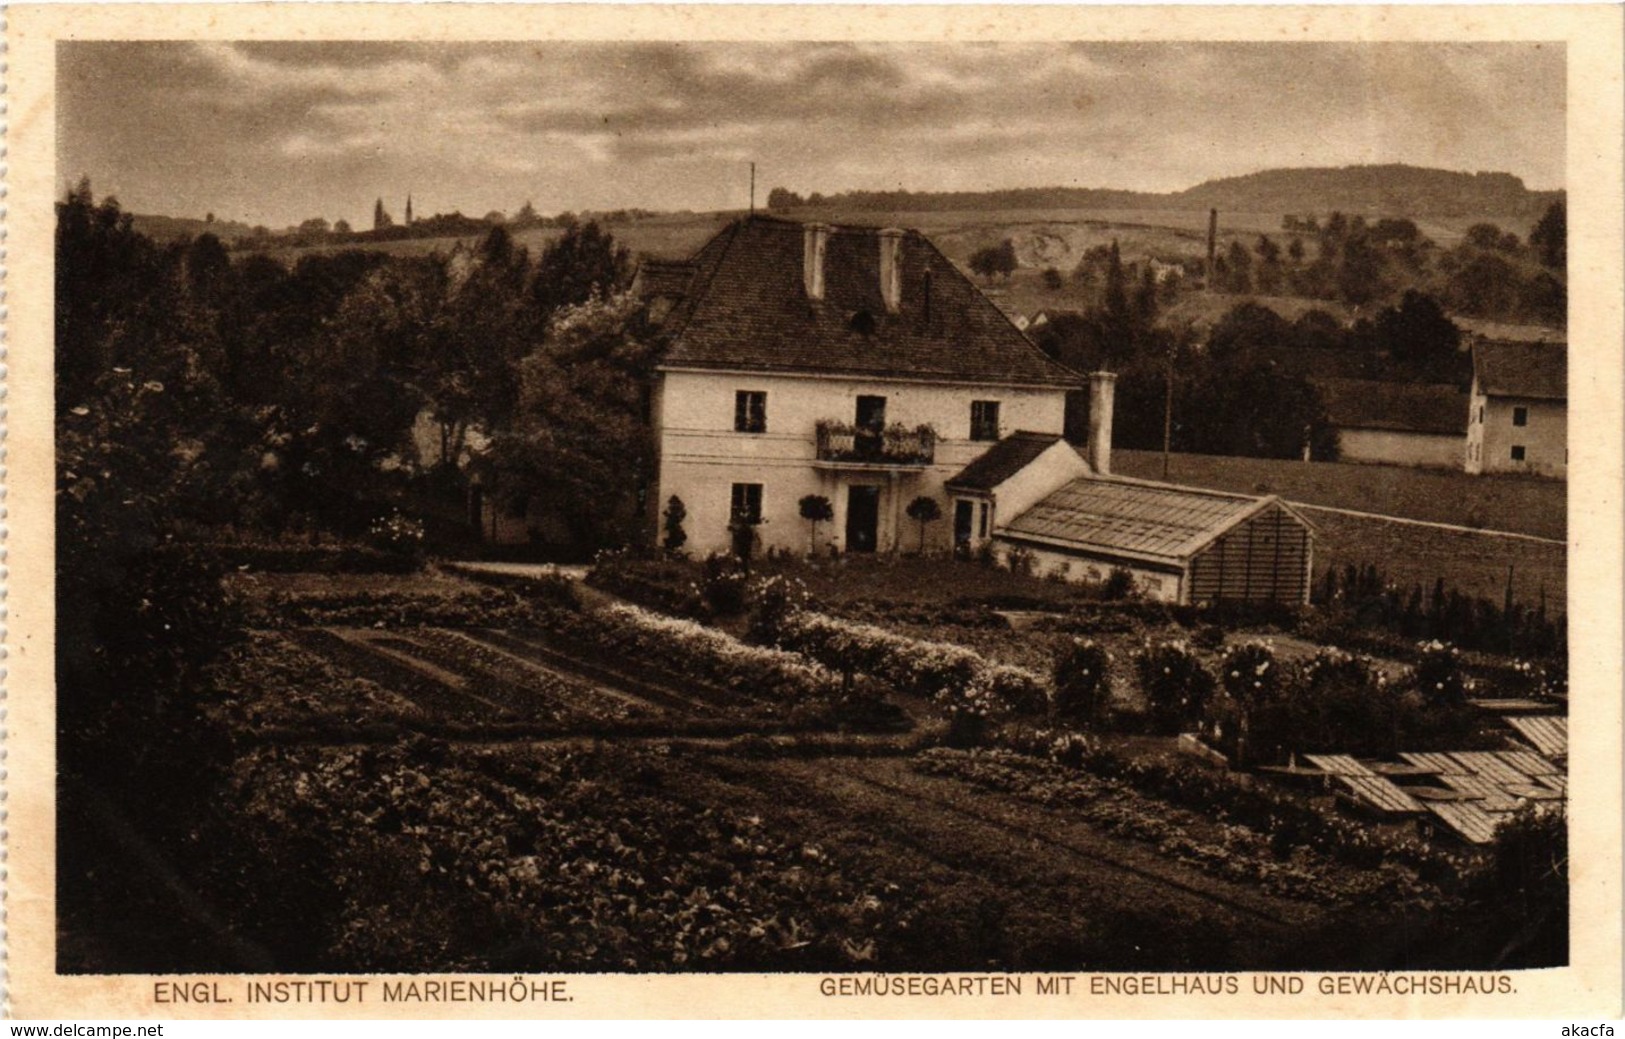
[846,485,881,552]
[953,499,974,555]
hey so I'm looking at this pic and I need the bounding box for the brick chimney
[878,228,904,313]
[1087,371,1117,475]
[803,223,830,301]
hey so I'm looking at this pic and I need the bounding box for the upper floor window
[1512,406,1528,427]
[1478,405,1485,424]
[735,390,767,433]
[730,483,763,524]
[855,395,888,429]
[970,400,1001,441]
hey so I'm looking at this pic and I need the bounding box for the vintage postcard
[4,2,1622,1022]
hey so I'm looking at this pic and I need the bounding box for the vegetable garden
[61,560,1567,974]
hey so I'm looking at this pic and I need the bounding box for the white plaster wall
[1476,397,1566,477]
[987,440,1092,528]
[654,369,1069,556]
[1337,428,1465,470]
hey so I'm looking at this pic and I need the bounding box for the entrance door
[846,485,881,552]
[953,499,974,555]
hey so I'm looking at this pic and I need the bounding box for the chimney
[1087,371,1117,475]
[878,228,904,313]
[803,223,830,301]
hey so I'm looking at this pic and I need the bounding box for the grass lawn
[1113,448,1566,541]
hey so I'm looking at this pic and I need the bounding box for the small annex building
[944,371,1316,605]
[993,475,1315,605]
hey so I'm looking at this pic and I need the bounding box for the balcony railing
[814,420,937,466]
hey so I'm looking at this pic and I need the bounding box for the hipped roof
[647,216,1083,388]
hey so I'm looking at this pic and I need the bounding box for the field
[1113,449,1567,604]
[59,561,1552,974]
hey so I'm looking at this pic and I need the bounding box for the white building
[1464,339,1567,477]
[641,217,1082,557]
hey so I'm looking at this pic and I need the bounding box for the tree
[798,494,834,554]
[905,496,942,553]
[1223,239,1253,293]
[662,495,688,555]
[1041,266,1064,291]
[532,220,632,322]
[374,199,393,231]
[332,219,353,235]
[1528,200,1566,270]
[1373,291,1462,381]
[489,290,659,548]
[1464,223,1506,250]
[968,239,1017,281]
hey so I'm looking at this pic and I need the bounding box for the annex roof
[1473,340,1567,401]
[649,216,1083,388]
[1317,378,1469,437]
[1000,475,1308,565]
[945,432,1065,493]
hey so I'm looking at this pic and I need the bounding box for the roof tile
[654,216,1083,388]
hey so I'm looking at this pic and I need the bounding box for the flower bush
[366,510,426,558]
[1413,640,1467,706]
[1051,639,1113,726]
[1134,639,1214,734]
[1219,640,1280,707]
[701,552,751,615]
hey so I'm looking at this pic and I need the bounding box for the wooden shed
[994,475,1315,605]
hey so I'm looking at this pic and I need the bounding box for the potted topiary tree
[798,494,834,556]
[905,495,942,555]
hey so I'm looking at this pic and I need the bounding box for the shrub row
[769,610,1049,714]
[545,603,846,704]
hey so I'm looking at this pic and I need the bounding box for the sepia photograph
[8,4,1623,1019]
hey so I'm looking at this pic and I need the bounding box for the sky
[57,40,1566,230]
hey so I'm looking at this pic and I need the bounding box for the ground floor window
[1510,445,1526,462]
[730,482,763,524]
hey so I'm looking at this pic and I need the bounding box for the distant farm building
[1317,378,1469,469]
[1465,339,1567,477]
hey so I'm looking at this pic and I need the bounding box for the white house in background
[639,216,1083,557]
[1464,339,1567,477]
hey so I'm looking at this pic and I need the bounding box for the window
[970,400,1001,441]
[1477,405,1485,424]
[1512,406,1528,427]
[855,395,887,429]
[978,503,989,538]
[730,483,763,524]
[1511,445,1526,462]
[734,391,767,433]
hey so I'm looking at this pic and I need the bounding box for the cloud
[57,40,1565,228]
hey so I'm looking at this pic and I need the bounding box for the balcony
[814,420,937,467]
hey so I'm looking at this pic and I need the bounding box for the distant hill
[770,164,1563,221]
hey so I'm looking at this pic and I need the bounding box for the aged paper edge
[4,2,1622,1020]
